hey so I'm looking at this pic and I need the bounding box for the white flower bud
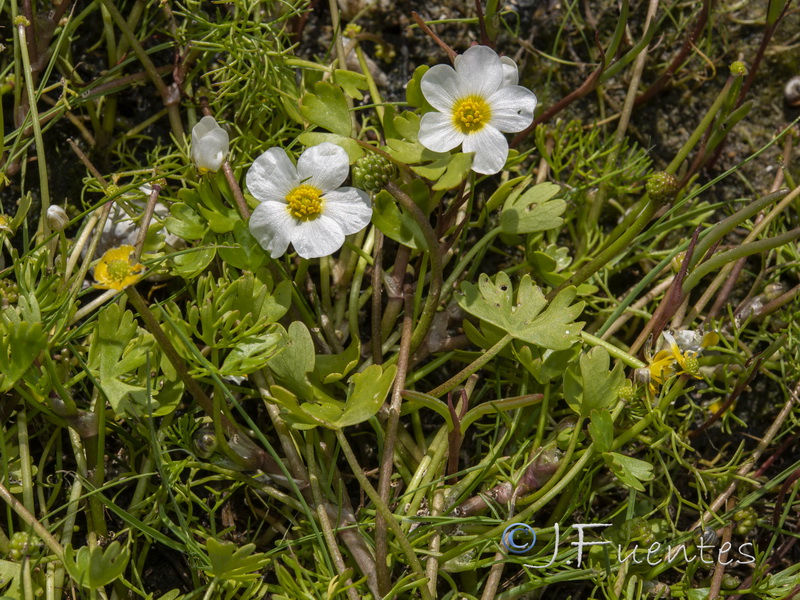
[47,205,69,231]
[191,116,229,173]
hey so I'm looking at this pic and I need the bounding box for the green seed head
[683,355,699,376]
[646,171,680,205]
[618,382,635,401]
[352,153,396,192]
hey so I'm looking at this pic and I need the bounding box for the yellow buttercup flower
[93,245,144,291]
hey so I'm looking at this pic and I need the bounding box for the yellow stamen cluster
[93,245,144,291]
[452,96,490,133]
[286,184,323,220]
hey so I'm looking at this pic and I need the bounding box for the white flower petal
[421,64,464,112]
[488,85,537,133]
[192,129,229,172]
[192,116,221,143]
[249,201,297,258]
[463,126,508,175]
[246,148,299,203]
[455,45,503,98]
[291,216,346,259]
[500,56,519,86]
[322,188,373,235]
[191,117,229,173]
[418,112,465,153]
[297,143,350,191]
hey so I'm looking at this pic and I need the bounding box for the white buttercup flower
[191,116,229,173]
[246,143,372,259]
[419,45,537,175]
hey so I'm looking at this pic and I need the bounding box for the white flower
[418,45,537,175]
[246,143,372,259]
[191,116,229,173]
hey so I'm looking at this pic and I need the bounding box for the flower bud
[193,425,218,459]
[47,205,69,231]
[192,116,229,173]
[764,282,786,301]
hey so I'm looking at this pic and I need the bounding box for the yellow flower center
[286,184,324,220]
[106,259,134,283]
[452,96,491,134]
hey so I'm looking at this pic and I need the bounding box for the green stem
[221,163,251,220]
[666,77,732,175]
[385,182,442,355]
[547,201,658,300]
[612,379,687,451]
[306,433,360,600]
[348,227,374,343]
[441,227,502,304]
[376,289,413,594]
[0,481,64,562]
[580,332,646,369]
[97,0,185,143]
[689,188,790,270]
[16,406,35,514]
[427,333,513,398]
[17,23,50,243]
[335,430,432,600]
[683,227,800,293]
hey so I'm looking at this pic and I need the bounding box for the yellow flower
[645,330,718,391]
[93,245,144,291]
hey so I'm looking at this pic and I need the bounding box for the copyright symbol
[502,523,537,554]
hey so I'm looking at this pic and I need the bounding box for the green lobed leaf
[372,190,426,251]
[514,344,579,385]
[315,338,360,384]
[218,221,269,271]
[500,182,567,235]
[333,364,397,428]
[171,247,216,278]
[565,347,625,417]
[0,313,47,392]
[164,203,207,240]
[268,321,315,398]
[406,65,432,110]
[299,81,351,137]
[333,68,368,100]
[204,538,270,583]
[457,272,584,350]
[88,304,151,414]
[604,452,654,492]
[588,409,613,453]
[220,326,286,377]
[64,542,130,589]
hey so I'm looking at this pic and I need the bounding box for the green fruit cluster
[352,153,396,192]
